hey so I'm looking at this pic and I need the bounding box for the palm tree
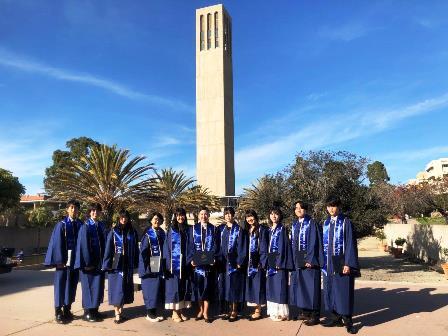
[150,168,195,226]
[51,144,156,225]
[182,185,221,223]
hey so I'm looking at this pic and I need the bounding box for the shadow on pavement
[0,269,54,297]
[359,255,435,274]
[354,287,448,327]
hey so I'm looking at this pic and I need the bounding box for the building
[408,158,448,185]
[195,4,235,197]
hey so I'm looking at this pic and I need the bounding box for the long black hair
[171,207,188,232]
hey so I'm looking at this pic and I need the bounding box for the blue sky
[0,0,447,195]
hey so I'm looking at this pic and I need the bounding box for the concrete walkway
[1,238,447,336]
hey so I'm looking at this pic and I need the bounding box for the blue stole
[227,223,240,275]
[170,228,182,278]
[113,226,135,278]
[248,229,259,278]
[267,224,282,277]
[322,215,345,276]
[193,223,214,277]
[146,227,162,257]
[291,215,311,251]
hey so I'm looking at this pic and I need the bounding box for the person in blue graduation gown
[289,200,323,326]
[321,196,360,334]
[219,206,248,322]
[163,207,191,322]
[187,206,219,323]
[138,212,166,322]
[74,203,107,322]
[244,209,269,321]
[265,207,294,321]
[102,209,139,324]
[215,221,227,316]
[44,199,82,324]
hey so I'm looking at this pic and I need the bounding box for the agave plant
[51,144,156,225]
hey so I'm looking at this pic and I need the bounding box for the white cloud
[235,92,448,179]
[0,48,193,111]
[318,22,379,42]
[380,146,448,162]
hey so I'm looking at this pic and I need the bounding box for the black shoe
[204,317,212,323]
[195,314,204,321]
[322,317,343,327]
[228,314,238,322]
[304,317,320,326]
[83,310,98,322]
[93,309,105,321]
[63,306,74,322]
[342,316,357,334]
[55,308,66,324]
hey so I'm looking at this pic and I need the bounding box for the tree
[48,143,156,225]
[182,185,221,223]
[367,161,390,186]
[26,206,54,228]
[239,150,387,237]
[150,168,195,226]
[0,168,25,213]
[44,137,100,195]
[239,173,287,223]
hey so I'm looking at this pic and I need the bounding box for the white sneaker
[146,314,160,322]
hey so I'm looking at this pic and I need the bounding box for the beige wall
[384,223,448,263]
[196,4,235,197]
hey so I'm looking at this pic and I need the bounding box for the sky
[0,0,447,195]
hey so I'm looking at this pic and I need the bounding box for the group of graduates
[44,196,359,334]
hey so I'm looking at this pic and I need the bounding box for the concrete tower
[196,4,235,197]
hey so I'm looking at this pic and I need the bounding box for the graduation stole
[170,228,182,279]
[291,215,311,251]
[247,228,259,278]
[322,215,345,275]
[113,226,136,278]
[227,223,240,275]
[267,224,282,276]
[146,227,162,257]
[193,223,214,276]
[64,217,76,250]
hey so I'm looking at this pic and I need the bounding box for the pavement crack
[295,320,304,336]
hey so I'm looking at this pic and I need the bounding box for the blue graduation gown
[186,223,218,302]
[163,227,191,305]
[289,216,323,311]
[102,226,139,306]
[138,227,166,310]
[245,225,269,305]
[44,217,81,308]
[215,224,226,304]
[322,214,360,316]
[74,220,107,309]
[219,223,248,303]
[265,223,293,304]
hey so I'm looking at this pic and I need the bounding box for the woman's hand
[343,265,350,274]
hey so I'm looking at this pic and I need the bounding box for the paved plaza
[1,267,447,336]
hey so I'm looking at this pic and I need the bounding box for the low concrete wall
[384,223,448,263]
[0,227,53,255]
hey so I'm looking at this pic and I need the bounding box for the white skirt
[267,301,289,318]
[247,302,266,307]
[164,301,191,310]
